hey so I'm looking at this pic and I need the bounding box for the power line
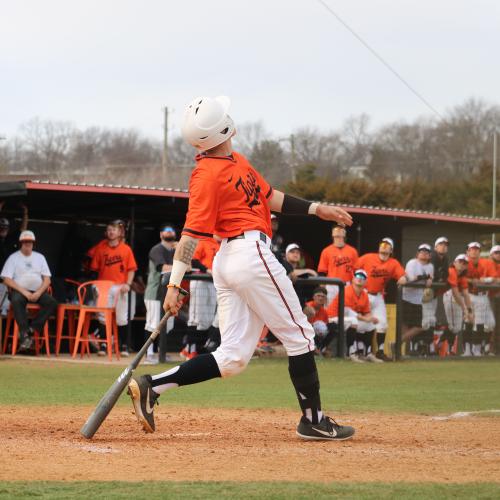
[316,0,445,121]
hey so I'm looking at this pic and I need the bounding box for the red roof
[26,180,500,227]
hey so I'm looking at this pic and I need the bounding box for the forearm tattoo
[175,238,198,265]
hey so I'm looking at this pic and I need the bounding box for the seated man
[1,230,57,351]
[303,286,336,355]
[327,269,380,363]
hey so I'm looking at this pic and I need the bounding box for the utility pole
[162,107,169,172]
[493,130,498,245]
[290,133,297,183]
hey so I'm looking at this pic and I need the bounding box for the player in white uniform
[128,96,355,441]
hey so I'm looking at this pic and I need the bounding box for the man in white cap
[421,236,451,353]
[1,230,57,351]
[441,254,473,355]
[401,244,434,351]
[356,237,407,361]
[465,242,496,356]
[326,269,379,362]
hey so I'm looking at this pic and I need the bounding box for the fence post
[337,284,345,358]
[395,285,403,361]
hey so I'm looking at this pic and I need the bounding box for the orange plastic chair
[2,303,51,356]
[55,279,86,356]
[71,280,120,361]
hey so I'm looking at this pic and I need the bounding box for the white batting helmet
[181,96,235,152]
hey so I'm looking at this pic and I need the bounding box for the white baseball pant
[96,285,130,326]
[443,290,463,334]
[367,293,387,333]
[188,280,218,331]
[211,231,315,377]
[470,293,495,332]
[330,307,375,333]
[421,298,437,329]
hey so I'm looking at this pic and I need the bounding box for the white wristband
[169,259,189,286]
[308,202,319,215]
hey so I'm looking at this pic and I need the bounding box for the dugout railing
[183,274,346,358]
[395,281,500,361]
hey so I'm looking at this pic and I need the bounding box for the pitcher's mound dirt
[1,406,499,483]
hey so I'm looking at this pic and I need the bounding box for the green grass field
[1,357,499,414]
[1,357,499,498]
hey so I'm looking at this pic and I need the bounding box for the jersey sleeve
[447,268,458,288]
[361,294,370,315]
[125,246,138,272]
[90,247,102,272]
[356,254,367,270]
[1,254,15,279]
[317,247,329,273]
[392,260,405,280]
[40,255,51,277]
[183,167,220,239]
[326,295,339,318]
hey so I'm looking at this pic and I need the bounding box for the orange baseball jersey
[327,284,370,318]
[317,244,359,282]
[192,238,221,271]
[447,267,468,290]
[305,300,329,324]
[467,258,490,293]
[182,152,273,240]
[482,258,500,278]
[90,241,138,283]
[356,253,405,294]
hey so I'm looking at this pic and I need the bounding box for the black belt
[227,232,268,244]
[368,292,379,296]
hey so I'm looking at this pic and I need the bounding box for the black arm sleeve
[281,194,312,215]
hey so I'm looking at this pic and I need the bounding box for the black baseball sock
[377,333,385,353]
[151,353,221,395]
[288,351,322,424]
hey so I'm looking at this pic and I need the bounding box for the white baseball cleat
[127,375,159,433]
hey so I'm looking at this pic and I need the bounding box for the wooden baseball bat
[80,288,188,439]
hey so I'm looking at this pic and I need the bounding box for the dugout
[1,179,500,349]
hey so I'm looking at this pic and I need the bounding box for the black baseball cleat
[127,375,159,433]
[18,329,33,352]
[296,415,355,441]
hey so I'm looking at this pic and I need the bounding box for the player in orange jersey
[317,225,358,305]
[303,286,335,355]
[90,220,138,356]
[327,269,379,363]
[442,254,473,356]
[356,237,407,361]
[128,95,355,441]
[465,242,495,356]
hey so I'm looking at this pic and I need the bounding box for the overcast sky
[1,0,499,141]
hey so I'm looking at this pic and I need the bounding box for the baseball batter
[128,95,355,441]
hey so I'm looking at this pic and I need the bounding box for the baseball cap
[381,237,394,248]
[418,243,432,252]
[353,269,368,280]
[435,236,449,247]
[271,214,277,220]
[286,243,300,254]
[467,242,481,249]
[454,253,469,262]
[313,286,328,296]
[161,226,176,233]
[0,218,10,228]
[19,230,35,242]
[490,245,500,254]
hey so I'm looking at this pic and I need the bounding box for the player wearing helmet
[128,96,355,441]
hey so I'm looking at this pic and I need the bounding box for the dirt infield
[1,406,499,483]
